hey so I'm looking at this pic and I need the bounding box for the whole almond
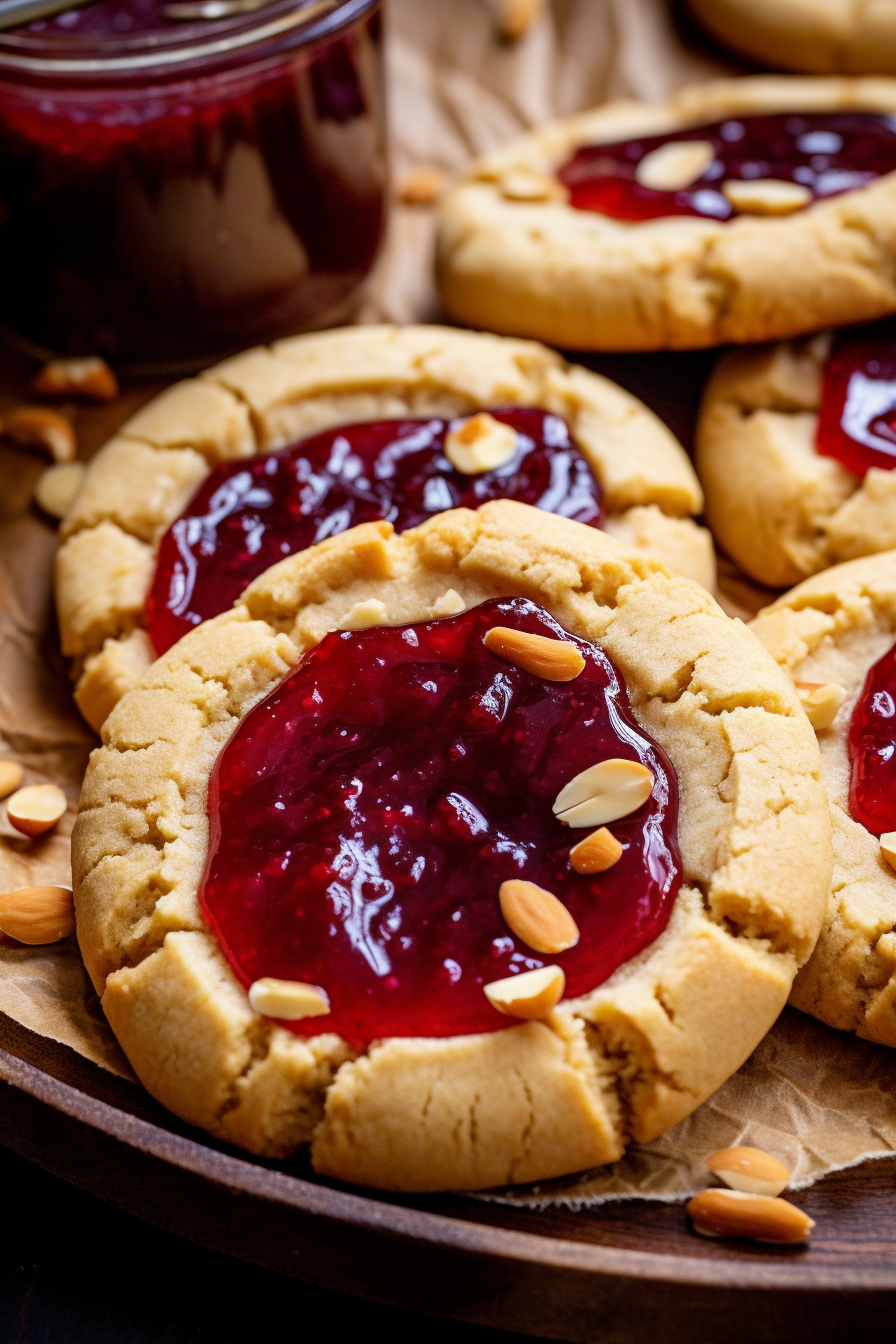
[553,758,654,828]
[687,1189,813,1244]
[497,0,544,41]
[484,964,565,1019]
[569,826,624,874]
[0,760,24,800]
[32,355,119,402]
[248,977,330,1020]
[499,879,579,954]
[7,783,67,836]
[4,406,76,462]
[706,1146,790,1198]
[483,626,585,681]
[0,885,75,944]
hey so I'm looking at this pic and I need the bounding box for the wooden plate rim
[2,1032,895,1294]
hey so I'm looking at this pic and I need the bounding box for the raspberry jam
[848,640,896,834]
[557,113,896,223]
[0,1,385,370]
[817,319,896,477]
[200,598,681,1044]
[146,408,602,655]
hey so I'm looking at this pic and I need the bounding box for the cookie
[54,324,713,732]
[697,318,896,587]
[751,551,896,1046]
[72,501,830,1191]
[685,0,896,76]
[436,76,896,351]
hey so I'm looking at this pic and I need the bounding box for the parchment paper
[2,0,895,1203]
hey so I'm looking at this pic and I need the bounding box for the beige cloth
[2,0,895,1203]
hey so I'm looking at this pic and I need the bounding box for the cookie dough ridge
[72,501,830,1190]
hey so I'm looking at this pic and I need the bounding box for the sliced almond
[484,964,565,1019]
[569,826,624,874]
[6,783,67,837]
[706,1146,790,1198]
[3,406,76,462]
[497,0,544,42]
[499,879,579,954]
[445,412,519,474]
[722,178,812,216]
[337,598,388,631]
[499,169,567,202]
[553,758,654,829]
[793,679,847,731]
[248,977,330,1020]
[635,140,715,192]
[32,355,119,402]
[880,832,896,873]
[0,760,24,801]
[483,626,585,681]
[0,885,75,944]
[399,165,447,206]
[34,461,86,520]
[687,1189,813,1244]
[432,589,465,618]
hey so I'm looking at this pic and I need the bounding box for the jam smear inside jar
[817,318,896,477]
[848,639,896,834]
[146,408,602,654]
[0,0,386,370]
[557,112,896,223]
[200,597,682,1045]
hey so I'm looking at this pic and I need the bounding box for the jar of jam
[0,0,386,373]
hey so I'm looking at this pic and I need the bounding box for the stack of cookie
[50,46,896,1198]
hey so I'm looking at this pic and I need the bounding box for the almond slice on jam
[484,965,565,1019]
[248,977,330,1020]
[553,759,654,828]
[483,625,585,680]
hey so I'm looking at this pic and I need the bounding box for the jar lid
[0,0,375,78]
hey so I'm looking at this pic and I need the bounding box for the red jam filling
[146,408,602,655]
[848,640,896,834]
[557,112,896,222]
[199,598,681,1045]
[817,318,896,477]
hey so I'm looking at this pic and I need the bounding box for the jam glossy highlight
[849,639,896,834]
[817,319,896,477]
[557,112,896,223]
[146,408,602,654]
[200,598,682,1044]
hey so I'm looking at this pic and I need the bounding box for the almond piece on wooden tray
[497,0,544,41]
[687,1189,814,1244]
[3,406,76,462]
[399,165,447,206]
[6,783,67,837]
[0,885,75,945]
[32,355,119,402]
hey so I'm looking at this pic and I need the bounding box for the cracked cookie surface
[696,329,896,587]
[685,0,896,76]
[71,500,830,1191]
[751,551,896,1047]
[54,325,712,734]
[436,76,896,352]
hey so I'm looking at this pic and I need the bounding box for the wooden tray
[1,1007,894,1344]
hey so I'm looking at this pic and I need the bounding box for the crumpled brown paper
[1,0,894,1202]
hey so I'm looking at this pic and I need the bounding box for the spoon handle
[0,0,88,31]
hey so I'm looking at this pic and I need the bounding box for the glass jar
[0,0,386,373]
